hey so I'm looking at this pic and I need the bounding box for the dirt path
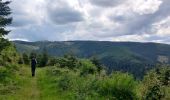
[0,67,41,100]
[17,67,41,100]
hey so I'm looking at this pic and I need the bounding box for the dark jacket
[31,59,37,68]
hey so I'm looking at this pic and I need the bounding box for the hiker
[31,57,37,77]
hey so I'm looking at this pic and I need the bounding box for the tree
[29,52,37,59]
[141,66,170,100]
[38,48,49,67]
[22,53,29,65]
[80,59,97,76]
[0,0,12,51]
[58,54,78,69]
[90,56,103,74]
[48,57,57,66]
[18,56,23,64]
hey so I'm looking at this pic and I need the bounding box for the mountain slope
[13,41,170,78]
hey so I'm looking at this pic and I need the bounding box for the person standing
[31,57,37,77]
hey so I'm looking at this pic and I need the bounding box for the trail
[1,67,42,100]
[17,67,41,100]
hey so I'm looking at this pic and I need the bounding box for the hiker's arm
[35,59,37,64]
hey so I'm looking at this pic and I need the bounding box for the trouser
[31,66,36,77]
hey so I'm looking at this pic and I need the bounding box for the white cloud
[131,0,162,15]
[152,16,170,36]
[5,0,170,44]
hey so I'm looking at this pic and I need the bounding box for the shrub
[57,55,79,69]
[0,67,10,83]
[99,72,138,100]
[80,59,97,76]
[58,74,73,91]
[48,57,58,66]
[0,45,19,65]
[141,66,170,100]
[22,53,29,65]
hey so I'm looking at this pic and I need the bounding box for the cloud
[9,0,46,27]
[89,0,124,7]
[152,16,170,36]
[48,8,83,24]
[5,0,170,44]
[131,0,162,15]
[46,0,84,25]
[106,0,166,36]
[8,22,77,41]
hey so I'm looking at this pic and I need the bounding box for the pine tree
[0,0,12,51]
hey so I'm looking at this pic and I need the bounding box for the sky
[5,0,170,43]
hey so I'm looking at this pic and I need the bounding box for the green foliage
[40,57,139,100]
[0,45,19,66]
[80,59,97,76]
[0,38,10,52]
[99,72,138,100]
[0,43,20,95]
[145,85,164,100]
[0,0,12,36]
[141,66,170,100]
[14,41,170,79]
[39,49,49,67]
[18,56,23,64]
[0,67,10,82]
[42,66,101,100]
[48,57,58,66]
[30,49,49,67]
[56,54,79,69]
[29,52,37,59]
[90,56,104,74]
[22,53,30,65]
[0,0,12,52]
[0,63,19,95]
[58,73,75,91]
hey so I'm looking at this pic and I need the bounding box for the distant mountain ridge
[13,40,170,78]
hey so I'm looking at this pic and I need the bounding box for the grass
[0,66,71,100]
[1,65,169,100]
[0,67,40,100]
[37,67,75,100]
[0,66,139,100]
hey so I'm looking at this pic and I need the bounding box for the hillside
[13,41,170,78]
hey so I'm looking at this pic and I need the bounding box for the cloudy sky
[5,0,170,43]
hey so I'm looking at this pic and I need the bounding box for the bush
[80,59,97,76]
[141,66,170,100]
[0,67,10,83]
[58,74,74,91]
[99,72,138,100]
[0,45,20,95]
[22,53,29,65]
[48,57,58,66]
[57,55,79,69]
[0,45,19,66]
[73,75,100,100]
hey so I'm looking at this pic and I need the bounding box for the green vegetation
[37,56,170,100]
[1,55,170,100]
[0,34,21,99]
[0,0,21,98]
[0,0,12,52]
[140,66,170,100]
[0,1,170,99]
[13,41,170,78]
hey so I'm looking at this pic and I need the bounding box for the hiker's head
[32,56,36,60]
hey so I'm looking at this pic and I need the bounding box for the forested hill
[13,41,170,78]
